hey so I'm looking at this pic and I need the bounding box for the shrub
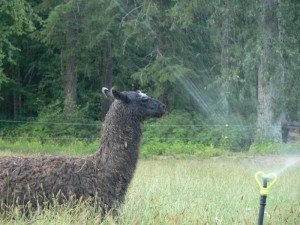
[249,141,300,154]
[142,110,255,152]
[0,101,99,143]
[141,139,224,157]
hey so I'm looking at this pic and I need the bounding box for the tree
[219,1,231,115]
[122,0,217,110]
[45,0,82,115]
[0,0,37,118]
[255,0,282,142]
[280,0,300,122]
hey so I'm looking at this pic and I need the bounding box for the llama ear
[102,87,110,98]
[111,88,130,103]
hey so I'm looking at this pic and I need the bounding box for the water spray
[254,172,278,225]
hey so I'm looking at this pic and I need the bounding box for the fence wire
[0,119,278,128]
[0,119,296,143]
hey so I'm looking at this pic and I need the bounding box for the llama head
[102,87,166,121]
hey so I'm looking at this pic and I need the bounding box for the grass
[0,139,226,158]
[0,139,99,156]
[120,158,300,225]
[0,149,299,224]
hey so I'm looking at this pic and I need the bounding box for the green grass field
[0,151,299,225]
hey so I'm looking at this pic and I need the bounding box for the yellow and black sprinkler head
[254,172,278,225]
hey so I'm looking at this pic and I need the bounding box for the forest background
[0,0,299,156]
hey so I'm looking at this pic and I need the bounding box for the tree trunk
[255,0,281,142]
[101,42,114,120]
[63,54,77,114]
[63,14,77,115]
[220,10,230,115]
[277,0,285,85]
[277,0,287,141]
[12,66,21,119]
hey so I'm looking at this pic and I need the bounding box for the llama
[0,88,165,216]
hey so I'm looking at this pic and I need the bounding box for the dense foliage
[0,0,299,152]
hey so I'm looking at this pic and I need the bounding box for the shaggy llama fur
[0,88,165,217]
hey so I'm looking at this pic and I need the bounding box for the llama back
[0,155,102,206]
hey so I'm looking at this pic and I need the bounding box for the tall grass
[0,139,225,158]
[0,157,298,224]
[0,139,99,156]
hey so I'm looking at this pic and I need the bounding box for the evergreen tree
[255,0,282,142]
[0,0,39,118]
[0,0,299,147]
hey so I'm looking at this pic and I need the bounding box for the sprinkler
[254,172,278,225]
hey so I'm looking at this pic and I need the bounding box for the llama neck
[95,101,142,177]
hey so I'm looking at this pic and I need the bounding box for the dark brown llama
[0,88,165,217]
